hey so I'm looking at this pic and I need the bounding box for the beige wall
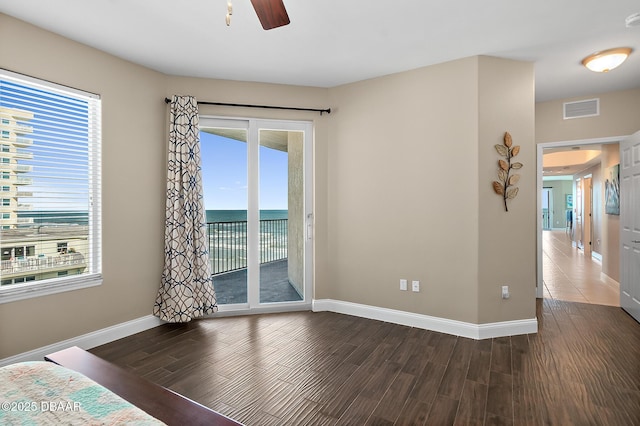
[325,57,481,322]
[1,14,167,358]
[477,57,536,323]
[0,13,330,359]
[325,56,536,324]
[536,88,640,143]
[1,13,539,359]
[601,144,620,281]
[288,132,304,294]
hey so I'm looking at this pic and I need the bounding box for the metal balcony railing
[0,253,86,277]
[207,219,288,275]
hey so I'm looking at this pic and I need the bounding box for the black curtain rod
[164,97,330,115]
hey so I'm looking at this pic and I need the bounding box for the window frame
[0,69,102,304]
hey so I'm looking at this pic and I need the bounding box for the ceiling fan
[227,0,290,30]
[251,0,290,30]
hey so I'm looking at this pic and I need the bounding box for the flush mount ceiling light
[582,47,633,72]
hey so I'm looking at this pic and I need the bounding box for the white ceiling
[1,1,639,102]
[543,145,604,177]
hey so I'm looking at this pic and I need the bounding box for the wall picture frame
[565,194,573,209]
[605,164,620,215]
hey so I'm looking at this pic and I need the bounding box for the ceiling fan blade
[250,0,290,30]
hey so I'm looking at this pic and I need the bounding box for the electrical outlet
[502,285,510,299]
[412,280,420,292]
[400,279,408,291]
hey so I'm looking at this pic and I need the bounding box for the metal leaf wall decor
[492,132,522,212]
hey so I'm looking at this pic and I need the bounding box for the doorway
[199,117,313,313]
[536,137,622,301]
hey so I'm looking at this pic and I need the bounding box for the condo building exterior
[0,106,87,286]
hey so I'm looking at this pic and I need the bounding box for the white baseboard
[2,300,539,366]
[600,272,619,286]
[0,315,164,367]
[312,299,537,340]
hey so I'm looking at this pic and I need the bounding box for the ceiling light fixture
[582,47,632,73]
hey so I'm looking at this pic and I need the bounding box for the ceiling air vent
[563,98,599,120]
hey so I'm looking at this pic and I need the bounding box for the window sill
[0,274,103,304]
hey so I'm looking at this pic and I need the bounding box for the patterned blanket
[0,361,166,425]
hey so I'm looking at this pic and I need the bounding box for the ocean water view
[207,210,288,275]
[18,209,287,226]
[206,209,288,222]
[17,211,89,226]
[16,210,288,276]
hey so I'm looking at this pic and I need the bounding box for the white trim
[0,274,103,305]
[592,251,603,262]
[0,315,164,367]
[312,299,537,340]
[537,143,544,298]
[600,271,619,285]
[1,298,539,367]
[212,302,312,317]
[199,116,314,311]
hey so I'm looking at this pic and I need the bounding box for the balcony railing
[15,177,32,185]
[14,125,33,135]
[15,164,32,173]
[14,151,34,160]
[207,219,287,275]
[0,253,86,277]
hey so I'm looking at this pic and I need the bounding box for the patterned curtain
[153,96,218,322]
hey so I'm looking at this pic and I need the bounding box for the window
[1,186,9,192]
[1,157,9,163]
[0,69,102,303]
[1,213,9,219]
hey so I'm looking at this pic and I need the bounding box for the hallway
[542,230,619,306]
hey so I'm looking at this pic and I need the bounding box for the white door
[620,130,640,323]
[583,177,592,258]
[199,117,314,312]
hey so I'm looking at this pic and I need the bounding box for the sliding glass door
[199,117,313,312]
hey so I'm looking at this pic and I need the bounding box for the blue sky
[199,131,288,210]
[2,76,288,213]
[1,78,91,211]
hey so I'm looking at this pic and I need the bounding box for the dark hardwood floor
[90,299,640,425]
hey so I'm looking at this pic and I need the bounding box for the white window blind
[0,69,102,303]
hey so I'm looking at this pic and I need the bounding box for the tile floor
[213,259,303,305]
[542,229,619,306]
